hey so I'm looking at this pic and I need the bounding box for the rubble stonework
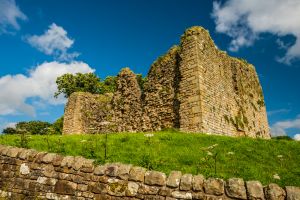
[0,145,299,199]
[142,46,181,131]
[63,26,270,138]
[63,92,114,134]
[111,68,143,132]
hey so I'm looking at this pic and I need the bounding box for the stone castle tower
[63,26,270,139]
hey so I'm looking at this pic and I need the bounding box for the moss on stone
[109,182,127,193]
[224,115,230,124]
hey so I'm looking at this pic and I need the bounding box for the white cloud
[0,0,27,34]
[26,23,79,61]
[4,122,16,129]
[276,39,290,50]
[0,61,94,116]
[294,134,300,141]
[212,0,300,64]
[270,116,300,137]
[0,121,16,133]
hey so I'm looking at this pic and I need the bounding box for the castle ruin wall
[62,26,270,139]
[142,46,181,131]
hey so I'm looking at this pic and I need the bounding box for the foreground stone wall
[63,26,270,138]
[0,145,299,200]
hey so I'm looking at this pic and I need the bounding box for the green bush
[54,72,146,98]
[272,135,293,141]
[2,127,17,134]
[16,121,51,135]
[55,73,102,98]
[50,116,64,135]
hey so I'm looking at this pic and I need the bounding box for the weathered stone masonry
[1,145,299,200]
[63,92,114,135]
[63,26,270,139]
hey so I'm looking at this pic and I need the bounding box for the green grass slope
[0,130,299,187]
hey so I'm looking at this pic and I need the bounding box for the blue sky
[0,0,300,139]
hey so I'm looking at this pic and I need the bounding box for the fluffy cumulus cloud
[294,134,300,141]
[0,120,16,133]
[270,116,300,139]
[3,122,16,129]
[212,0,300,64]
[0,0,27,33]
[26,23,79,61]
[0,61,94,116]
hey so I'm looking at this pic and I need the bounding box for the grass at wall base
[0,130,299,187]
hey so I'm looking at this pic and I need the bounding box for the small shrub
[120,135,130,143]
[15,130,30,148]
[272,136,293,141]
[139,154,157,170]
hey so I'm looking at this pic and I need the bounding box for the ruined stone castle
[63,26,270,139]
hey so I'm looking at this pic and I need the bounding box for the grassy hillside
[0,130,299,187]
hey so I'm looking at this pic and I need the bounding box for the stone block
[1,146,12,156]
[37,176,57,186]
[94,193,111,200]
[126,182,139,196]
[41,153,57,164]
[77,184,88,192]
[27,149,39,161]
[158,186,173,196]
[204,178,224,196]
[144,171,166,186]
[42,165,57,178]
[225,178,247,199]
[264,183,285,200]
[35,152,48,163]
[52,155,63,166]
[286,186,300,200]
[166,171,182,188]
[129,166,146,182]
[94,165,107,176]
[90,182,108,194]
[193,174,205,191]
[60,156,75,168]
[180,174,193,191]
[105,163,119,177]
[107,178,127,196]
[17,149,31,160]
[171,191,192,199]
[73,156,86,170]
[138,184,160,195]
[246,181,265,200]
[6,147,22,158]
[192,192,205,200]
[54,180,77,195]
[117,164,132,180]
[20,163,30,175]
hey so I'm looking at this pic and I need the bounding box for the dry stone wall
[63,26,270,138]
[0,145,299,200]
